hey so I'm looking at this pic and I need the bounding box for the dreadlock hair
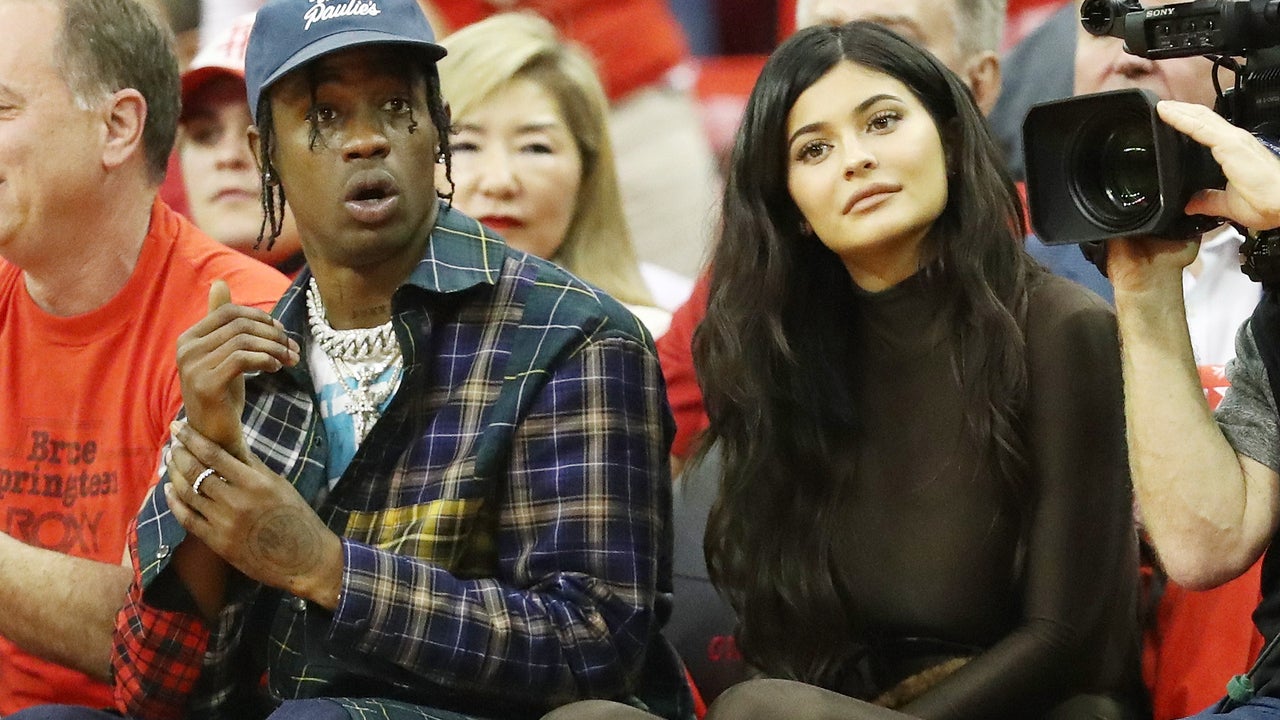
[251,49,451,250]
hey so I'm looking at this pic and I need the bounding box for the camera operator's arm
[1109,102,1280,590]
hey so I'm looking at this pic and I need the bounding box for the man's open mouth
[343,175,401,225]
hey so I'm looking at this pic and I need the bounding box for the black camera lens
[1068,112,1160,231]
[1024,88,1219,245]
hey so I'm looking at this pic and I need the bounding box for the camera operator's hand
[1105,234,1200,295]
[1157,100,1280,231]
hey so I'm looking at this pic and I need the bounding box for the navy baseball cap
[245,0,447,124]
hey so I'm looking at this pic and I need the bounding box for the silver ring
[192,467,216,497]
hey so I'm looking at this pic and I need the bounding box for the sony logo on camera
[1145,6,1177,16]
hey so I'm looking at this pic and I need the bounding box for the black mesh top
[823,269,1146,719]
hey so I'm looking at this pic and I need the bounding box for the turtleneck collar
[849,265,953,361]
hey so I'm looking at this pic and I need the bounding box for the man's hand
[165,421,344,610]
[1105,234,1200,296]
[177,280,298,462]
[1106,100,1280,300]
[1158,100,1280,231]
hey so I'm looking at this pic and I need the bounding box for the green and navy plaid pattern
[113,204,691,720]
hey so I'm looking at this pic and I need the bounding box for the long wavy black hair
[694,21,1035,688]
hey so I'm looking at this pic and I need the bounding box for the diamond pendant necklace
[305,278,403,440]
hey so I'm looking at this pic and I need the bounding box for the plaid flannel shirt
[112,205,690,720]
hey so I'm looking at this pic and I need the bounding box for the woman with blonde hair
[437,12,681,337]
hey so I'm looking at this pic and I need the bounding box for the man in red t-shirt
[0,0,288,712]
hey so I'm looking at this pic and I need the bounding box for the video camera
[1022,0,1280,256]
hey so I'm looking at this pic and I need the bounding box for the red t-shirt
[432,0,688,101]
[157,151,189,220]
[0,200,289,714]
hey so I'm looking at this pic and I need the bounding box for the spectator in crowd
[436,12,675,336]
[0,0,288,714]
[661,0,1009,469]
[794,0,1003,113]
[1105,101,1280,718]
[178,10,305,276]
[552,20,1146,719]
[9,0,691,718]
[988,0,1074,181]
[422,0,718,284]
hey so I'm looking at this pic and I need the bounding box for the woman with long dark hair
[544,20,1146,720]
[691,20,1144,720]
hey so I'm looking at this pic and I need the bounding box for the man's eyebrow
[308,66,344,87]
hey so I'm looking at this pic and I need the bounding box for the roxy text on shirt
[0,430,119,554]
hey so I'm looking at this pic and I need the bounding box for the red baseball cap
[180,11,256,113]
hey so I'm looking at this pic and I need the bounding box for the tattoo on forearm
[248,508,325,578]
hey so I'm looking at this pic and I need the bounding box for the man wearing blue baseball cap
[8,1,690,719]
